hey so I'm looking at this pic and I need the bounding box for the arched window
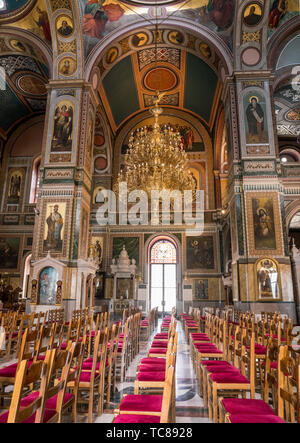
[29,157,41,204]
[151,240,177,264]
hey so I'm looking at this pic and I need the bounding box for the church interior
[0,0,300,425]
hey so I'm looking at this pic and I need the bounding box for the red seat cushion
[0,363,18,378]
[137,372,166,382]
[229,414,285,423]
[114,414,160,423]
[0,408,56,423]
[148,348,167,354]
[221,398,277,416]
[82,361,101,371]
[140,358,166,365]
[20,391,73,410]
[209,373,250,384]
[151,341,168,348]
[79,371,99,382]
[119,395,162,412]
[201,360,231,367]
[205,366,241,375]
[139,364,166,372]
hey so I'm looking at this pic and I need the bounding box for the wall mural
[80,0,236,56]
[7,168,24,205]
[244,91,269,145]
[38,266,58,305]
[0,237,20,269]
[194,279,209,300]
[51,101,74,152]
[10,0,52,44]
[43,203,66,253]
[256,258,279,299]
[252,197,276,250]
[186,235,214,270]
[243,3,263,27]
[268,0,299,37]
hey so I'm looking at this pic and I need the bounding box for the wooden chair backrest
[160,366,175,423]
[6,356,50,423]
[277,346,300,423]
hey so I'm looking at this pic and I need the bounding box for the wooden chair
[0,327,40,406]
[68,332,107,422]
[113,365,175,423]
[0,356,50,423]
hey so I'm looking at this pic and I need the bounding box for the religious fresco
[7,168,24,205]
[256,258,279,299]
[244,91,269,145]
[186,235,214,270]
[51,101,74,152]
[43,203,66,253]
[38,266,58,305]
[56,15,74,38]
[10,0,52,44]
[112,237,139,265]
[194,279,208,299]
[0,0,30,14]
[252,197,276,250]
[0,237,20,269]
[79,0,236,56]
[268,0,299,37]
[243,3,263,27]
[58,58,77,77]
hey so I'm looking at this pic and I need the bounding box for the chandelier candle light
[115,92,196,196]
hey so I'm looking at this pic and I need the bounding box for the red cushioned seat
[148,348,167,354]
[229,414,285,423]
[154,334,169,339]
[119,394,162,413]
[140,358,166,365]
[114,414,161,423]
[82,360,101,371]
[151,341,168,348]
[137,372,166,382]
[79,371,99,382]
[205,366,241,375]
[20,391,73,410]
[139,364,166,372]
[192,338,211,342]
[221,398,277,416]
[209,373,250,383]
[0,408,56,423]
[201,360,231,367]
[0,363,18,378]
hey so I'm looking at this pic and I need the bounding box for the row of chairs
[184,311,300,423]
[140,307,158,341]
[113,313,177,423]
[0,308,144,422]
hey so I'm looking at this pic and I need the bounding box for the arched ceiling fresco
[79,0,236,57]
[97,26,221,132]
[0,33,49,136]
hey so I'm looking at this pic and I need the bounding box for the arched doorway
[149,238,178,316]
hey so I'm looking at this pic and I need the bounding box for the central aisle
[95,319,212,423]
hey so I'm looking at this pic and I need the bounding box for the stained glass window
[151,240,177,264]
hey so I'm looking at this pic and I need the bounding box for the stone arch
[267,15,300,70]
[84,18,234,82]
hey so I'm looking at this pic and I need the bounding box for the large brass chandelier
[115,93,195,196]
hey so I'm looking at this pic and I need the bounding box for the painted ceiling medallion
[144,67,178,92]
[17,74,47,96]
[0,0,34,23]
[285,108,300,121]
